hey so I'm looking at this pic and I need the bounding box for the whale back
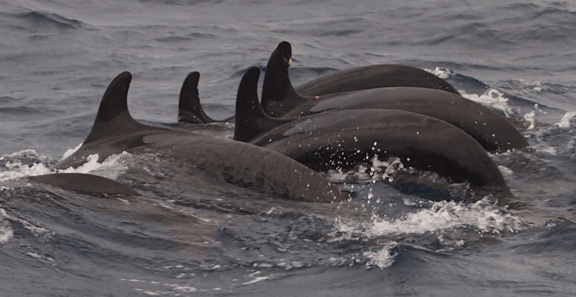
[54,71,348,203]
[29,173,140,196]
[295,64,461,96]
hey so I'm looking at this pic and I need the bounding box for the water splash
[556,111,576,128]
[0,149,52,181]
[425,67,455,80]
[0,208,14,244]
[0,148,130,181]
[460,88,515,117]
[325,156,406,183]
[0,205,54,241]
[523,109,537,130]
[333,198,526,268]
[530,110,576,156]
[368,199,524,236]
[58,152,131,180]
[363,241,398,269]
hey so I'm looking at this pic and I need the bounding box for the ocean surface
[1,0,576,296]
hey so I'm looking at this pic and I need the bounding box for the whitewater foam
[425,67,455,80]
[58,152,130,180]
[0,149,53,181]
[363,241,398,269]
[0,148,131,181]
[557,111,576,128]
[460,88,515,117]
[365,199,524,236]
[523,109,537,130]
[332,198,526,268]
[325,156,406,183]
[0,208,14,244]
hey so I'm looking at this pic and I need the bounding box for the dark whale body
[176,40,458,125]
[295,64,460,96]
[281,87,529,153]
[29,173,140,196]
[263,41,459,103]
[234,67,511,199]
[261,42,528,153]
[56,72,347,203]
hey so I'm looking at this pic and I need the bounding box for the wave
[376,2,576,52]
[13,9,91,30]
[508,217,576,254]
[327,196,527,270]
[0,107,42,121]
[137,0,219,6]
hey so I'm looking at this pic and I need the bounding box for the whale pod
[235,67,511,199]
[57,72,347,203]
[260,41,528,153]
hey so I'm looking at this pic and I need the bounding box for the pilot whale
[266,41,460,99]
[176,41,458,125]
[294,64,460,96]
[234,67,511,199]
[56,72,347,203]
[260,42,528,153]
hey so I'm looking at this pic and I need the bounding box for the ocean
[1,0,575,296]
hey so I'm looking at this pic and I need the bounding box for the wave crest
[16,10,90,30]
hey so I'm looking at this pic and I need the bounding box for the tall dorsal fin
[178,71,216,124]
[83,72,144,144]
[234,67,292,142]
[261,41,308,116]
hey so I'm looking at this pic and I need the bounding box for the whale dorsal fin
[234,67,292,142]
[261,41,308,116]
[178,72,216,124]
[83,72,145,144]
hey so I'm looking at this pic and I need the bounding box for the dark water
[1,0,576,296]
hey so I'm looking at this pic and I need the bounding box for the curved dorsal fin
[261,41,308,116]
[178,71,216,124]
[234,67,292,142]
[83,72,143,144]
